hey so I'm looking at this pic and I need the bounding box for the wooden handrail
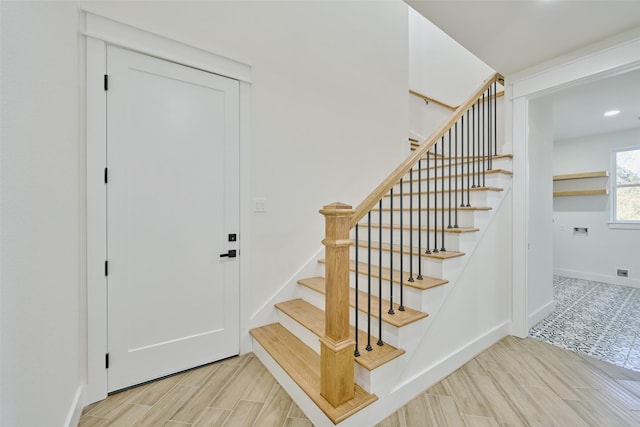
[410,89,504,112]
[350,72,504,228]
[409,89,458,111]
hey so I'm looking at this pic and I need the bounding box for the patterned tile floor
[530,275,640,372]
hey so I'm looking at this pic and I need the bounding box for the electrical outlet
[617,269,629,278]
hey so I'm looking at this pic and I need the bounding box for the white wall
[2,0,409,422]
[1,2,83,426]
[408,6,494,107]
[553,128,640,287]
[408,6,495,150]
[408,95,451,143]
[79,0,408,328]
[527,97,555,327]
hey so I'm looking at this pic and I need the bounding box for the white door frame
[508,35,640,338]
[83,11,252,404]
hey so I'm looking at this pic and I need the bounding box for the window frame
[610,145,640,229]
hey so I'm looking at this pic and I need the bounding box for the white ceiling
[406,0,640,140]
[405,0,640,77]
[550,68,640,141]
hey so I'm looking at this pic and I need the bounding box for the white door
[106,46,240,392]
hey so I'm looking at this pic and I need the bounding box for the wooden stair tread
[250,323,377,424]
[318,258,448,290]
[420,153,513,162]
[372,206,491,212]
[297,277,428,327]
[364,224,479,234]
[275,299,406,370]
[407,168,513,183]
[384,186,504,197]
[355,240,464,260]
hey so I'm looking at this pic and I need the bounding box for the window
[612,146,640,224]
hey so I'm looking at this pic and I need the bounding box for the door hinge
[105,260,109,276]
[104,74,109,91]
[104,168,108,184]
[105,353,110,369]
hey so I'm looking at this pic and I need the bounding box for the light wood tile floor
[377,336,640,426]
[80,336,640,426]
[79,353,312,427]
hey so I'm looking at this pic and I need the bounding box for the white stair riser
[346,271,427,311]
[351,312,427,353]
[352,227,476,252]
[347,247,465,277]
[361,209,479,229]
[413,157,512,175]
[276,308,386,394]
[297,282,400,348]
[418,162,512,176]
[384,190,489,208]
[412,172,509,191]
[297,283,428,349]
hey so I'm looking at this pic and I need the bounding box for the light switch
[254,198,267,213]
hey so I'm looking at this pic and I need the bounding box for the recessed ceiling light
[604,110,620,117]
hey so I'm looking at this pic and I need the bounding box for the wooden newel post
[319,202,356,407]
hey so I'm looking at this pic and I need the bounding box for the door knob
[219,250,237,258]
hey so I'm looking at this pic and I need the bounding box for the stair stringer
[324,178,513,401]
[361,188,514,425]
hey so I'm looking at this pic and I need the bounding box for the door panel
[106,46,239,392]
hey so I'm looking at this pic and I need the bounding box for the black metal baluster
[488,84,493,171]
[426,152,431,255]
[466,109,471,206]
[389,187,395,315]
[441,135,446,252]
[417,161,423,280]
[448,128,452,229]
[478,97,482,188]
[461,114,466,208]
[482,92,486,187]
[433,140,439,253]
[354,224,360,357]
[366,212,373,352]
[408,169,414,283]
[454,122,459,228]
[472,103,476,188]
[494,80,498,158]
[378,199,383,346]
[399,179,404,311]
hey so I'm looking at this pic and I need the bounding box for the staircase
[250,73,509,426]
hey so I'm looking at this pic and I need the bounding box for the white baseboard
[65,385,85,427]
[366,321,511,426]
[391,320,509,393]
[554,269,640,289]
[528,300,556,329]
